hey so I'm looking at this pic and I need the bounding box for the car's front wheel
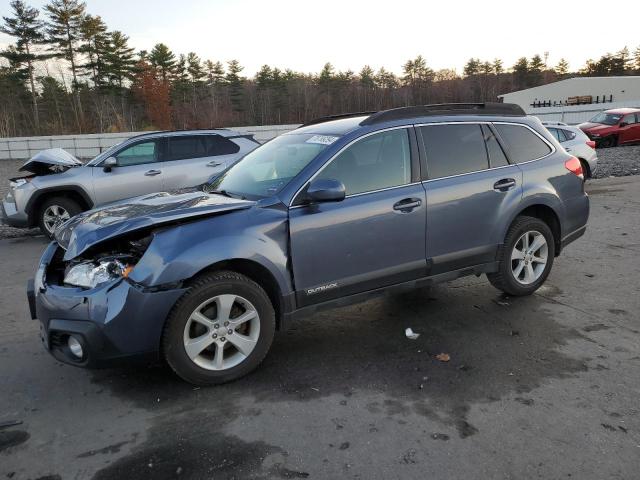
[162,271,275,385]
[487,216,555,296]
[38,197,82,238]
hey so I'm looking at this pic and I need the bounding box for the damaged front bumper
[29,242,187,368]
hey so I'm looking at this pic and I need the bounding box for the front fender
[129,207,292,296]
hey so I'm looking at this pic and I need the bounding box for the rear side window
[481,125,509,168]
[548,128,565,142]
[421,124,488,179]
[317,128,411,195]
[494,124,552,163]
[205,135,240,155]
[166,136,207,161]
[560,129,576,141]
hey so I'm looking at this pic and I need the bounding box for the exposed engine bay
[47,230,153,289]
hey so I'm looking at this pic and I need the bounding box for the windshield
[589,112,623,126]
[209,133,339,199]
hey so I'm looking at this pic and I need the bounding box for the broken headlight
[64,257,133,289]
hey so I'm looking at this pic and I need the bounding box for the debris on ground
[435,353,450,362]
[493,299,510,306]
[405,328,420,340]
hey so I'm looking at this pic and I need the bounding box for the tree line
[2,0,640,138]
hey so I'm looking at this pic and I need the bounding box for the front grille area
[49,331,67,349]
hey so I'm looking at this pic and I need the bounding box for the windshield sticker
[306,135,339,145]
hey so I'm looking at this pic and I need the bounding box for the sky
[1,0,639,77]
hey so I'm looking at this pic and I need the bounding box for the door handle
[393,198,422,212]
[207,161,222,167]
[144,169,161,176]
[493,178,516,191]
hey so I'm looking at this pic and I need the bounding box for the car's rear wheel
[38,197,82,238]
[162,271,275,385]
[487,216,555,296]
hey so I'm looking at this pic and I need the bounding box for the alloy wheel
[183,294,261,371]
[510,230,548,285]
[42,205,70,235]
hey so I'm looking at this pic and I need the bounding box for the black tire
[599,136,617,148]
[487,216,555,296]
[162,270,275,385]
[579,159,590,180]
[38,196,83,238]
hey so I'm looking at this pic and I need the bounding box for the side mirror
[619,122,629,128]
[102,157,117,172]
[306,178,346,203]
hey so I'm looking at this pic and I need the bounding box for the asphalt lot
[1,176,640,479]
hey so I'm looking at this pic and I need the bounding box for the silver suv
[542,122,598,178]
[2,130,259,236]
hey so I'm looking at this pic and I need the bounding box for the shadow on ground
[90,282,590,479]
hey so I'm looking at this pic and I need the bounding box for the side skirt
[283,261,499,325]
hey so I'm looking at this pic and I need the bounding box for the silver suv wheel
[42,205,70,235]
[511,230,548,285]
[183,294,260,371]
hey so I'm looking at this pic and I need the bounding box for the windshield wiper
[209,189,246,200]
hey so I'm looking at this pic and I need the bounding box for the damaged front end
[32,231,187,368]
[47,230,153,290]
[17,148,83,178]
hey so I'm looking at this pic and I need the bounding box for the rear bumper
[561,225,587,250]
[31,242,187,368]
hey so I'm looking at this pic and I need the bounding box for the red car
[578,107,640,147]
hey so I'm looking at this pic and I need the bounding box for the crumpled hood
[20,148,83,175]
[55,191,255,260]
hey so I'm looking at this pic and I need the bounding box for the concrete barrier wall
[0,124,301,162]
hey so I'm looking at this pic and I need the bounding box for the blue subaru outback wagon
[29,103,589,385]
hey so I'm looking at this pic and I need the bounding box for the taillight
[586,140,596,149]
[565,156,583,179]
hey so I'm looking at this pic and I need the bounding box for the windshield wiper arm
[210,189,246,200]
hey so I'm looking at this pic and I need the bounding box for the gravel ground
[592,144,640,179]
[1,144,638,239]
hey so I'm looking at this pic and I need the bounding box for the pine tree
[463,58,481,76]
[555,58,569,76]
[1,0,48,131]
[186,52,205,83]
[512,57,529,89]
[225,59,244,114]
[375,67,397,89]
[634,46,640,72]
[44,0,86,88]
[493,58,503,75]
[149,43,176,82]
[256,64,273,89]
[104,31,135,87]
[359,65,375,88]
[78,14,108,86]
[205,60,225,86]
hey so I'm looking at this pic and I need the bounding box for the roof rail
[359,103,525,126]
[299,111,377,128]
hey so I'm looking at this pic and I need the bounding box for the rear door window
[481,125,509,168]
[205,135,241,155]
[494,124,552,163]
[165,136,207,161]
[420,124,488,179]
